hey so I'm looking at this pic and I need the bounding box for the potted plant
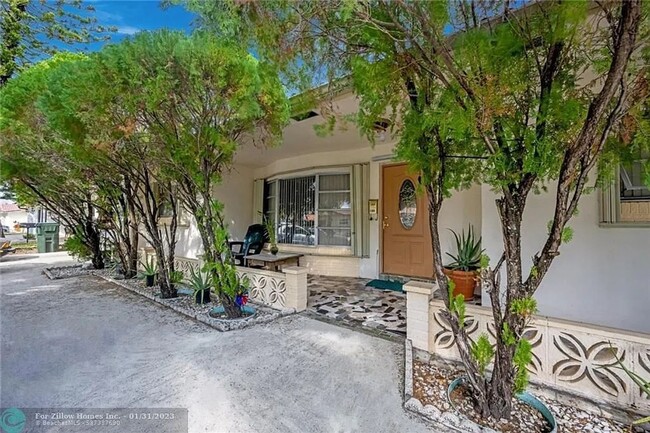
[444,225,483,301]
[140,256,157,287]
[208,262,256,318]
[187,267,211,304]
[263,216,279,255]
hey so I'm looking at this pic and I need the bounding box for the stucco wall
[174,164,255,259]
[1,210,30,227]
[480,183,650,333]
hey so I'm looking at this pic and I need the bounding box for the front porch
[308,275,406,335]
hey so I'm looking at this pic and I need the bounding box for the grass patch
[13,242,37,250]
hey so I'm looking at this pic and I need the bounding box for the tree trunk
[219,292,243,318]
[125,235,138,279]
[487,355,516,419]
[88,228,104,270]
[154,242,176,298]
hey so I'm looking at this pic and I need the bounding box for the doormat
[366,279,404,292]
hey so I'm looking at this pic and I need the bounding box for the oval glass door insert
[399,179,417,229]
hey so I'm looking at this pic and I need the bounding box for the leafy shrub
[63,234,91,260]
[170,270,184,285]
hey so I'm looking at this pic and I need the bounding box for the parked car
[278,223,315,245]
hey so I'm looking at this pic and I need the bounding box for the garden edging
[43,265,82,280]
[98,274,297,332]
[404,338,487,433]
[43,267,296,332]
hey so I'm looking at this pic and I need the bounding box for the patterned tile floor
[308,276,406,335]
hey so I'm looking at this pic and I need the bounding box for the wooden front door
[381,163,434,278]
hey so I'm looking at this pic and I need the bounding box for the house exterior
[0,200,32,232]
[169,88,650,335]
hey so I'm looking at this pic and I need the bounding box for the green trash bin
[36,223,60,253]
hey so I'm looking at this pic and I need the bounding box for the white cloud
[94,9,124,22]
[117,25,140,35]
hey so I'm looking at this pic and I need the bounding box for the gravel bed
[44,264,114,280]
[412,360,631,433]
[449,378,551,432]
[44,265,296,332]
[43,264,87,279]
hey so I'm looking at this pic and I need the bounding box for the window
[264,172,352,246]
[157,184,175,219]
[317,174,351,246]
[601,161,650,224]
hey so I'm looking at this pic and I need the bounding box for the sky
[71,0,196,52]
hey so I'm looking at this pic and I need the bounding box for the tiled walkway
[308,276,406,335]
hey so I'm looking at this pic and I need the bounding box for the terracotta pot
[443,268,477,301]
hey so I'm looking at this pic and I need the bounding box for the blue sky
[76,1,196,52]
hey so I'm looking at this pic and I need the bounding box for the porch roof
[234,90,376,168]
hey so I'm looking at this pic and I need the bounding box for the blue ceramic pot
[209,305,256,319]
[447,376,557,433]
[176,287,193,296]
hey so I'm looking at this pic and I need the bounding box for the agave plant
[140,256,157,277]
[446,225,483,271]
[187,267,211,304]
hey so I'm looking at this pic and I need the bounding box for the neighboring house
[168,87,650,335]
[0,200,33,232]
[0,200,66,238]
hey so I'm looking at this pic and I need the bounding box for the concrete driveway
[0,252,432,433]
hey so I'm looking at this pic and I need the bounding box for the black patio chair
[228,224,269,266]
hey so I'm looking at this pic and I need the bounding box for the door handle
[382,216,389,229]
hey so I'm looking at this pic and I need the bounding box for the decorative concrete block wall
[174,256,200,275]
[404,280,650,414]
[173,256,308,312]
[236,265,308,311]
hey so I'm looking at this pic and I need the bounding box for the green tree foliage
[183,0,648,418]
[0,0,113,86]
[40,51,176,290]
[0,53,107,269]
[83,30,289,313]
[2,52,149,279]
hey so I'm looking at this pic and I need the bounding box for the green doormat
[365,279,404,292]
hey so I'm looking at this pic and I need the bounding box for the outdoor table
[244,252,303,272]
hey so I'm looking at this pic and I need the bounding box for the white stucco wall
[481,183,650,333]
[1,210,30,227]
[174,164,255,259]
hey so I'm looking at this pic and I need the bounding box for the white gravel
[412,360,636,433]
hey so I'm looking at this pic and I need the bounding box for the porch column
[404,280,436,352]
[283,266,309,312]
